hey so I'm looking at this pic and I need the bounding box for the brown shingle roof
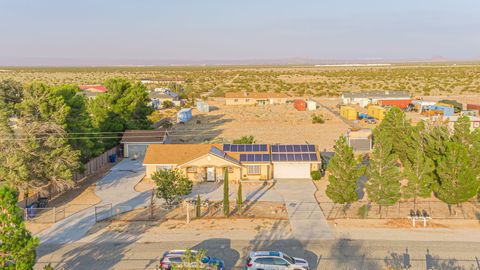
[225,92,289,99]
[143,144,223,165]
[120,130,167,144]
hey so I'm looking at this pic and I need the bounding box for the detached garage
[271,144,321,179]
[121,129,169,158]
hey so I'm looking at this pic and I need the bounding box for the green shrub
[311,170,321,180]
[357,204,370,219]
[311,114,325,124]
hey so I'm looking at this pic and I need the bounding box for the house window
[246,98,250,102]
[227,166,233,173]
[156,165,172,171]
[187,167,197,173]
[234,99,238,102]
[247,165,261,174]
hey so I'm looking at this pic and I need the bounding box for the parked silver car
[245,251,309,270]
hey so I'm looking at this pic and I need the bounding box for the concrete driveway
[38,158,151,245]
[275,179,335,240]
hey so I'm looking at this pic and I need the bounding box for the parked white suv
[245,251,309,270]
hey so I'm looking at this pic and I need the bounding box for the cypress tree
[326,136,364,205]
[365,129,402,212]
[237,181,243,212]
[223,167,229,217]
[196,194,201,218]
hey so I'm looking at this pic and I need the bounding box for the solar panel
[294,154,302,161]
[231,144,238,152]
[279,154,287,161]
[293,145,301,152]
[272,154,280,161]
[308,145,316,152]
[238,145,245,152]
[301,145,308,152]
[246,145,253,152]
[223,144,231,151]
[252,145,259,151]
[254,154,262,161]
[302,153,310,161]
[310,153,318,161]
[263,154,270,161]
[286,145,293,152]
[279,145,286,152]
[260,144,267,151]
[240,154,247,161]
[271,145,279,152]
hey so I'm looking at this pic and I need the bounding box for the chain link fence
[23,204,96,223]
[319,200,480,220]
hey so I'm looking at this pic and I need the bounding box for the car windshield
[202,256,210,263]
[283,254,295,264]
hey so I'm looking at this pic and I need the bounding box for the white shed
[307,100,317,111]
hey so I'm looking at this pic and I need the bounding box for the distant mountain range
[0,56,479,66]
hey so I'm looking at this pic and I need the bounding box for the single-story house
[346,129,373,152]
[121,129,169,158]
[342,90,410,108]
[421,115,480,131]
[143,143,321,182]
[79,85,108,99]
[140,78,186,84]
[224,92,289,105]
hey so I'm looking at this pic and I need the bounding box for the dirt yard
[169,100,350,151]
[328,218,479,229]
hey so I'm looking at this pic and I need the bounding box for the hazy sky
[1,0,480,65]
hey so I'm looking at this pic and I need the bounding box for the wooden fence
[18,146,120,207]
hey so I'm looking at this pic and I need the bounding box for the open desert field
[169,100,350,151]
[2,63,480,98]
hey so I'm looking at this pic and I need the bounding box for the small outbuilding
[307,100,317,111]
[347,129,373,152]
[121,129,169,158]
[177,108,193,123]
[294,100,307,111]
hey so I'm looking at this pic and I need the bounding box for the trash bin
[111,153,117,163]
[26,202,39,218]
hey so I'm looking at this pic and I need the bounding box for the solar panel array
[272,153,318,162]
[271,144,316,153]
[239,154,271,162]
[223,144,268,152]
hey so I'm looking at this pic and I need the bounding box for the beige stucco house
[143,143,321,183]
[224,92,289,105]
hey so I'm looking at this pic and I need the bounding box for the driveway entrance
[275,179,335,240]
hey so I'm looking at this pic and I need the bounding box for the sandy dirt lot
[170,100,350,151]
[328,218,479,229]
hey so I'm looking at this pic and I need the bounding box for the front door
[206,167,215,182]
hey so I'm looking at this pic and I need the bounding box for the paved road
[36,239,480,270]
[38,159,150,245]
[276,179,335,240]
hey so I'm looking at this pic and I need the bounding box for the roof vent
[385,90,390,95]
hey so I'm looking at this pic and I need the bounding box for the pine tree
[402,122,435,207]
[195,195,201,218]
[0,186,39,269]
[435,141,479,204]
[377,107,412,164]
[223,168,229,217]
[237,181,243,212]
[452,115,474,146]
[326,136,364,205]
[365,130,402,212]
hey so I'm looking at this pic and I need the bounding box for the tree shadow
[384,248,411,270]
[191,238,240,270]
[36,192,157,269]
[327,239,382,270]
[425,249,477,270]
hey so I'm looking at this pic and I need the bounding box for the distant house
[79,85,107,99]
[421,115,480,131]
[120,129,169,158]
[142,143,321,182]
[346,129,373,152]
[140,78,186,84]
[149,92,177,109]
[342,90,410,108]
[154,88,179,99]
[224,92,289,105]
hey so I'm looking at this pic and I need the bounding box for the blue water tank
[177,108,193,123]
